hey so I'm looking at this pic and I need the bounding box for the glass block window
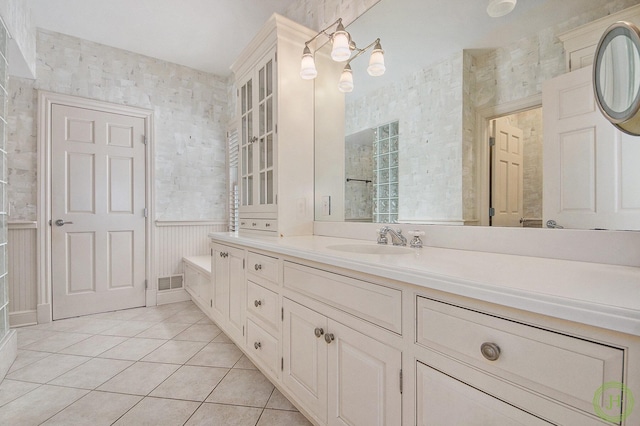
[0,20,7,339]
[373,121,399,223]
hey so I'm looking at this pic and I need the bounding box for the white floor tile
[185,403,262,426]
[141,340,207,364]
[173,323,222,342]
[98,320,157,337]
[187,342,243,368]
[21,332,92,353]
[206,369,274,408]
[7,353,90,384]
[41,390,141,426]
[8,350,52,374]
[97,361,179,396]
[0,384,88,425]
[49,358,134,389]
[58,334,128,357]
[257,409,313,426]
[97,337,167,361]
[135,322,190,339]
[150,365,228,401]
[112,396,199,426]
[0,380,40,407]
[266,388,298,411]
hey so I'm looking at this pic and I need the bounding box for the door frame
[36,91,155,323]
[475,94,541,226]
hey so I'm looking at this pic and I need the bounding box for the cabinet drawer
[247,251,278,286]
[416,297,624,417]
[247,281,279,334]
[284,262,402,334]
[239,218,277,233]
[246,319,279,378]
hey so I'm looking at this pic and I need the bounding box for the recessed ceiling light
[487,0,517,18]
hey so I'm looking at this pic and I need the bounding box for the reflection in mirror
[599,35,640,114]
[314,0,640,230]
[344,121,400,223]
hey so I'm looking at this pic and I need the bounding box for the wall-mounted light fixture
[299,18,385,93]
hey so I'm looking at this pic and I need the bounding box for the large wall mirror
[314,0,640,230]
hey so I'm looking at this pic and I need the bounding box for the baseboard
[37,303,51,324]
[0,330,17,380]
[156,288,192,305]
[9,310,37,327]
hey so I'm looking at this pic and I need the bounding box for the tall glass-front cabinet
[232,14,316,237]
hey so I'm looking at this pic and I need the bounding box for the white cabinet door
[327,320,402,426]
[211,243,246,346]
[282,299,328,425]
[227,247,246,344]
[416,362,550,425]
[239,48,277,215]
[212,244,230,324]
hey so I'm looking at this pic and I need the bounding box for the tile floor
[0,301,313,426]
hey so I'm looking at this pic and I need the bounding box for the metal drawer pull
[480,342,501,361]
[252,222,257,227]
[254,341,262,349]
[254,300,262,307]
[265,223,271,227]
[254,264,262,271]
[324,333,335,344]
[219,252,228,258]
[314,327,324,338]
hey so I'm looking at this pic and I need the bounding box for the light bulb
[486,0,517,17]
[300,46,317,79]
[338,65,354,93]
[331,22,351,62]
[367,41,385,76]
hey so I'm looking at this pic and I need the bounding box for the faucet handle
[407,230,425,248]
[377,227,388,244]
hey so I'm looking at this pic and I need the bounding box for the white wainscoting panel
[155,221,226,278]
[8,222,38,327]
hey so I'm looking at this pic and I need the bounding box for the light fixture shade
[338,65,354,93]
[331,22,351,62]
[367,41,385,76]
[486,0,516,17]
[300,46,317,79]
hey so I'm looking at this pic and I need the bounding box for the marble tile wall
[344,136,373,221]
[7,29,229,221]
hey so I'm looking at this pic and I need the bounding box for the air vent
[158,274,183,291]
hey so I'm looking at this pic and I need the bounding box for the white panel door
[543,66,640,230]
[282,299,328,426]
[491,117,524,227]
[51,104,146,319]
[327,319,402,426]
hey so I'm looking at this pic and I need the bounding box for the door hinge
[144,279,148,290]
[281,307,284,321]
[281,357,284,371]
[275,123,278,134]
[275,194,278,205]
[489,207,496,217]
[243,326,245,336]
[210,299,212,308]
[237,88,239,97]
[48,219,52,226]
[275,51,277,62]
[211,248,213,256]
[399,369,403,394]
[143,208,148,218]
[243,259,245,269]
[489,136,495,147]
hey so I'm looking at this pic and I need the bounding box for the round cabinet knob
[324,333,335,344]
[254,300,262,307]
[314,327,324,338]
[254,264,262,271]
[254,341,262,350]
[480,342,501,361]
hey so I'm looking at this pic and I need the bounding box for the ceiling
[26,0,299,76]
[26,0,612,78]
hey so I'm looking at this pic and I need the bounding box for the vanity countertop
[209,232,640,337]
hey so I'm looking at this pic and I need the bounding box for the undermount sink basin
[326,244,413,255]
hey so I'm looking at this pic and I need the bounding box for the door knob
[480,342,501,361]
[54,219,73,227]
[254,300,262,307]
[314,327,324,338]
[324,333,335,344]
[254,341,262,349]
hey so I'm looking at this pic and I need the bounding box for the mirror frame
[593,20,640,136]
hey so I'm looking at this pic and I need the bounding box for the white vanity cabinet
[210,242,246,346]
[231,13,316,237]
[282,298,402,426]
[206,234,640,426]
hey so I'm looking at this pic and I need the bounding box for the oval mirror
[593,21,640,135]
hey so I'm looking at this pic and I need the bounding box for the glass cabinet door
[257,56,275,206]
[240,77,254,207]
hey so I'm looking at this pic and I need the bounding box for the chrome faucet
[377,227,407,246]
